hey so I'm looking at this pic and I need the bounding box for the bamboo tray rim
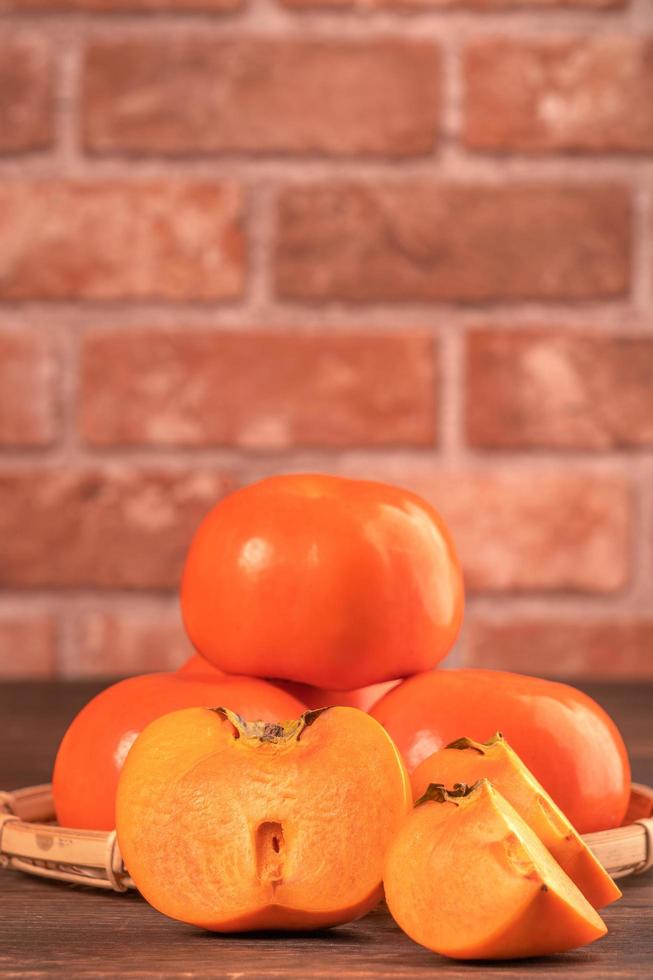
[1,782,652,894]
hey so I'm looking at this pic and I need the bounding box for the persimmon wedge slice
[116,705,411,931]
[411,733,621,910]
[384,781,607,960]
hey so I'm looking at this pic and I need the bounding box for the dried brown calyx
[415,780,484,808]
[211,706,329,743]
[445,732,505,754]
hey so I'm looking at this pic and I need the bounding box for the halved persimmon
[411,734,621,910]
[384,780,607,960]
[116,705,411,931]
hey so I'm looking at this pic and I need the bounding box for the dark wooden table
[1,681,652,978]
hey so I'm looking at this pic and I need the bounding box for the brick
[467,331,653,450]
[0,331,58,447]
[365,469,630,593]
[0,614,57,679]
[83,39,439,157]
[465,38,653,153]
[0,470,233,589]
[466,618,653,678]
[0,1,239,10]
[0,0,620,5]
[0,35,52,155]
[275,183,630,303]
[282,0,621,8]
[67,608,192,678]
[0,181,244,301]
[80,329,437,449]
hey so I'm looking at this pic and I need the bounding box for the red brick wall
[0,1,651,681]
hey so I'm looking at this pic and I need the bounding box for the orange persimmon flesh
[53,671,305,831]
[411,733,621,910]
[384,780,607,960]
[116,705,411,931]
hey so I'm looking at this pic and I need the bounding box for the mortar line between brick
[244,181,278,314]
[0,587,178,603]
[59,320,87,465]
[436,20,462,151]
[629,458,653,608]
[53,26,83,168]
[627,0,653,30]
[0,301,650,331]
[2,445,650,471]
[437,327,465,462]
[3,155,653,183]
[615,455,649,611]
[0,585,644,613]
[56,603,79,679]
[633,183,652,312]
[1,588,643,619]
[1,10,637,40]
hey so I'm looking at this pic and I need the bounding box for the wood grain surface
[1,680,652,979]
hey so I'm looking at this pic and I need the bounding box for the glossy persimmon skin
[371,669,631,834]
[176,653,223,679]
[181,474,464,689]
[275,679,400,712]
[53,672,306,831]
[177,654,396,712]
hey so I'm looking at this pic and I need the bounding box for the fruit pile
[52,474,630,960]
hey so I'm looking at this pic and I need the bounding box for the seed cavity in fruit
[256,821,285,890]
[502,832,539,881]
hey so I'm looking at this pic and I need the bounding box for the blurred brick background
[0,0,651,682]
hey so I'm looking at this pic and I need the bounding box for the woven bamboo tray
[1,782,652,894]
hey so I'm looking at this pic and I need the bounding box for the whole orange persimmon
[53,672,306,831]
[177,654,398,712]
[276,678,400,712]
[181,474,464,689]
[371,668,631,834]
[177,652,223,679]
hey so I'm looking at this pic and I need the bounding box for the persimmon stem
[415,781,482,808]
[444,733,505,754]
[210,706,330,743]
